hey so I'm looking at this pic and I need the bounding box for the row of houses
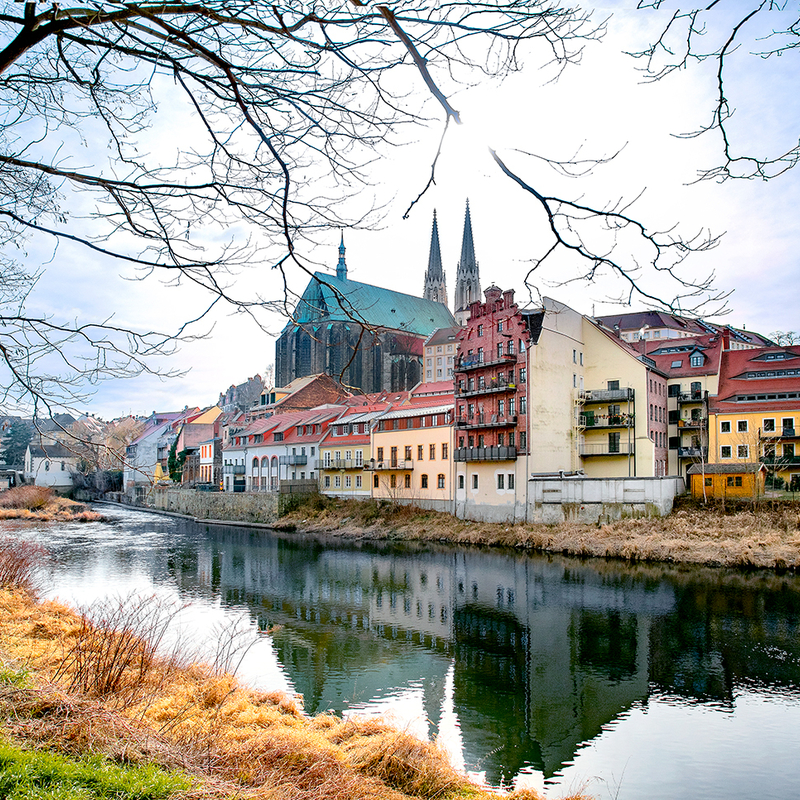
[119,285,792,519]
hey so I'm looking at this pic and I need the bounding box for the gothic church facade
[276,204,482,393]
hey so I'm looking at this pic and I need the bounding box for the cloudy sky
[13,2,800,420]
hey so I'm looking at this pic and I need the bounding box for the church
[275,202,482,393]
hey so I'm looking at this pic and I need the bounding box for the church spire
[423,210,448,307]
[336,231,347,281]
[454,200,481,325]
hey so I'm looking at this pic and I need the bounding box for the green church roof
[292,272,456,335]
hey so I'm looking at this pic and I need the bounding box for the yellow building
[369,403,454,512]
[527,298,669,479]
[708,345,800,490]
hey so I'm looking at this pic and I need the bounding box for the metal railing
[363,459,414,471]
[579,442,633,456]
[579,388,634,403]
[579,414,634,428]
[223,464,246,475]
[455,414,518,429]
[453,446,517,462]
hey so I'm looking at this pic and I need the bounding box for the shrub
[54,594,182,702]
[0,538,48,595]
[0,485,52,510]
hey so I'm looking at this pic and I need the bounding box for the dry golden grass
[0,488,105,521]
[278,496,800,571]
[0,588,585,800]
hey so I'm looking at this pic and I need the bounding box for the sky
[10,2,800,421]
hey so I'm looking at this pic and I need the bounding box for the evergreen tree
[0,420,31,467]
[167,439,186,482]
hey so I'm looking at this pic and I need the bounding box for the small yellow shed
[686,463,766,500]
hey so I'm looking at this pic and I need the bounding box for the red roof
[711,346,800,413]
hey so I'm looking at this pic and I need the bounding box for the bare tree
[629,1,800,181]
[0,1,726,414]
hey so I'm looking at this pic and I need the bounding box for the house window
[520,396,527,414]
[508,473,515,490]
[609,432,621,453]
[356,475,362,488]
[498,320,503,332]
[437,474,445,489]
[497,342,504,358]
[405,446,412,460]
[727,476,735,487]
[499,399,505,416]
[497,473,505,490]
[737,420,748,433]
[421,474,428,489]
[608,380,620,391]
[430,443,436,460]
[418,444,424,460]
[763,418,776,432]
[520,367,527,383]
[690,353,703,367]
[404,474,411,488]
[334,475,341,488]
[373,474,379,488]
[458,475,465,489]
[721,421,731,433]
[705,477,712,486]
[737,444,749,459]
[355,450,363,466]
[472,474,478,489]
[345,476,352,488]
[442,443,448,460]
[783,417,795,431]
[390,474,397,488]
[324,476,330,487]
[477,324,483,337]
[44,462,50,471]
[784,443,795,459]
[721,445,732,459]
[573,349,577,363]
[377,447,384,461]
[735,476,743,487]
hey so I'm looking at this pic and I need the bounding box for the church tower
[422,210,448,307]
[336,231,347,281]
[453,200,481,325]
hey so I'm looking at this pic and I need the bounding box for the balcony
[317,459,362,470]
[580,388,634,403]
[223,464,246,475]
[455,413,519,430]
[678,418,706,429]
[678,447,708,459]
[761,455,800,466]
[579,442,633,456]
[579,414,634,429]
[677,391,704,404]
[279,454,307,466]
[363,459,414,471]
[761,428,797,439]
[453,446,517,462]
[457,379,517,398]
[456,352,517,372]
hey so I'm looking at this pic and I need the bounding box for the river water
[5,505,800,799]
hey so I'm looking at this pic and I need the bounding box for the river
[6,505,800,799]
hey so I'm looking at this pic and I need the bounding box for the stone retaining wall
[150,487,280,524]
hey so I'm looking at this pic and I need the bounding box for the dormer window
[690,353,703,367]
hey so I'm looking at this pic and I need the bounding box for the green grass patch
[0,739,189,799]
[0,663,30,687]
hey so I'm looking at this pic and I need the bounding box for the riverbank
[0,548,587,800]
[0,485,105,522]
[274,494,800,571]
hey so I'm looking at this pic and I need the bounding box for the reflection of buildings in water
[167,528,674,781]
[160,525,800,784]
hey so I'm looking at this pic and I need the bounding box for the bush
[0,485,52,510]
[0,538,48,595]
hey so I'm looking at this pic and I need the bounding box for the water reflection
[11,507,800,798]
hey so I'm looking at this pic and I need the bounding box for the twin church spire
[423,200,481,325]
